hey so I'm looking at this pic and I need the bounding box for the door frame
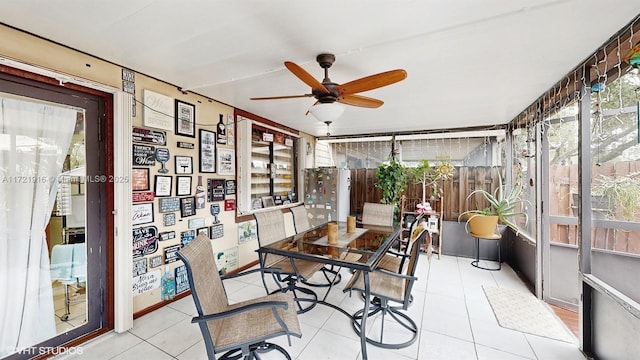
[0,59,133,355]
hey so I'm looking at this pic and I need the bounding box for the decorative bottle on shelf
[195,176,206,209]
[217,114,226,144]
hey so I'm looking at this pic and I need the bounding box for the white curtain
[0,96,76,356]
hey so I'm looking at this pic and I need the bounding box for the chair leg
[219,342,292,360]
[350,301,418,349]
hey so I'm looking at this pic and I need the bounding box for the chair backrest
[290,205,311,233]
[50,244,74,281]
[254,209,288,268]
[71,242,87,281]
[254,209,287,246]
[362,202,395,227]
[177,234,228,348]
[402,224,428,305]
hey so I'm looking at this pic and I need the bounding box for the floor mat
[483,285,576,343]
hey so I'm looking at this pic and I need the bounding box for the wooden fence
[349,163,640,255]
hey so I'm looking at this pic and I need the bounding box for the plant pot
[467,215,499,237]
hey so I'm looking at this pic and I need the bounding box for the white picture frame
[217,148,235,176]
[143,89,174,131]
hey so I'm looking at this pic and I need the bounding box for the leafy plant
[458,168,529,234]
[375,158,408,207]
[409,159,453,206]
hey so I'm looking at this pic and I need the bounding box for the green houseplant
[458,169,528,236]
[409,159,453,208]
[375,157,408,207]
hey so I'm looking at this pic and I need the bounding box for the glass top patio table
[258,221,401,274]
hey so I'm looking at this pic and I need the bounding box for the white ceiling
[2,1,639,138]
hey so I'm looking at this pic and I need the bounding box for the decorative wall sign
[224,199,236,211]
[154,175,172,197]
[132,226,159,258]
[176,176,192,196]
[149,255,163,268]
[159,231,176,241]
[225,179,236,195]
[207,178,225,202]
[210,203,220,224]
[180,197,196,217]
[199,129,216,173]
[226,114,234,146]
[175,99,196,137]
[188,217,206,229]
[217,149,235,175]
[175,265,190,294]
[163,213,176,226]
[215,247,239,275]
[143,89,174,131]
[164,244,181,264]
[159,197,180,213]
[132,191,154,203]
[132,203,154,225]
[133,144,156,166]
[177,141,195,149]
[175,156,193,174]
[210,223,224,239]
[133,269,161,296]
[197,227,209,238]
[155,148,170,173]
[133,258,148,277]
[132,127,166,145]
[180,230,196,247]
[132,168,150,191]
[238,219,257,244]
[216,114,226,144]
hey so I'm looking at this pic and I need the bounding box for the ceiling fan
[250,53,407,110]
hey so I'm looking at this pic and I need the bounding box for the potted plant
[409,159,453,210]
[375,157,408,208]
[458,169,528,236]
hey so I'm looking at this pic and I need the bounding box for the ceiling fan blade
[336,69,407,95]
[338,94,384,108]
[284,61,330,93]
[250,94,314,100]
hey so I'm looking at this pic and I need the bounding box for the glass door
[0,72,107,359]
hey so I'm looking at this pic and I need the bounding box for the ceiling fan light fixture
[309,103,345,123]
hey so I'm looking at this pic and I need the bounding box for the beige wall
[0,24,310,313]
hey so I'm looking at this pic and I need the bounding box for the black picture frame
[199,129,216,173]
[175,155,193,174]
[176,176,192,196]
[180,196,197,217]
[154,175,172,197]
[175,99,196,137]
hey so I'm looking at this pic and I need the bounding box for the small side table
[470,232,502,271]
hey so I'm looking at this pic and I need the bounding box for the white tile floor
[55,255,587,360]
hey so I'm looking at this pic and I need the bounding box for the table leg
[361,271,370,360]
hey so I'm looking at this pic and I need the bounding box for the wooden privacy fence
[349,167,501,221]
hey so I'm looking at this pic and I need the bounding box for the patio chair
[50,242,86,321]
[289,204,342,288]
[177,234,301,360]
[362,202,395,227]
[343,223,428,349]
[254,209,324,313]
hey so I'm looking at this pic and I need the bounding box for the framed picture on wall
[175,99,196,137]
[176,176,192,196]
[154,175,172,197]
[131,168,150,191]
[175,155,193,174]
[199,129,216,173]
[217,148,235,176]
